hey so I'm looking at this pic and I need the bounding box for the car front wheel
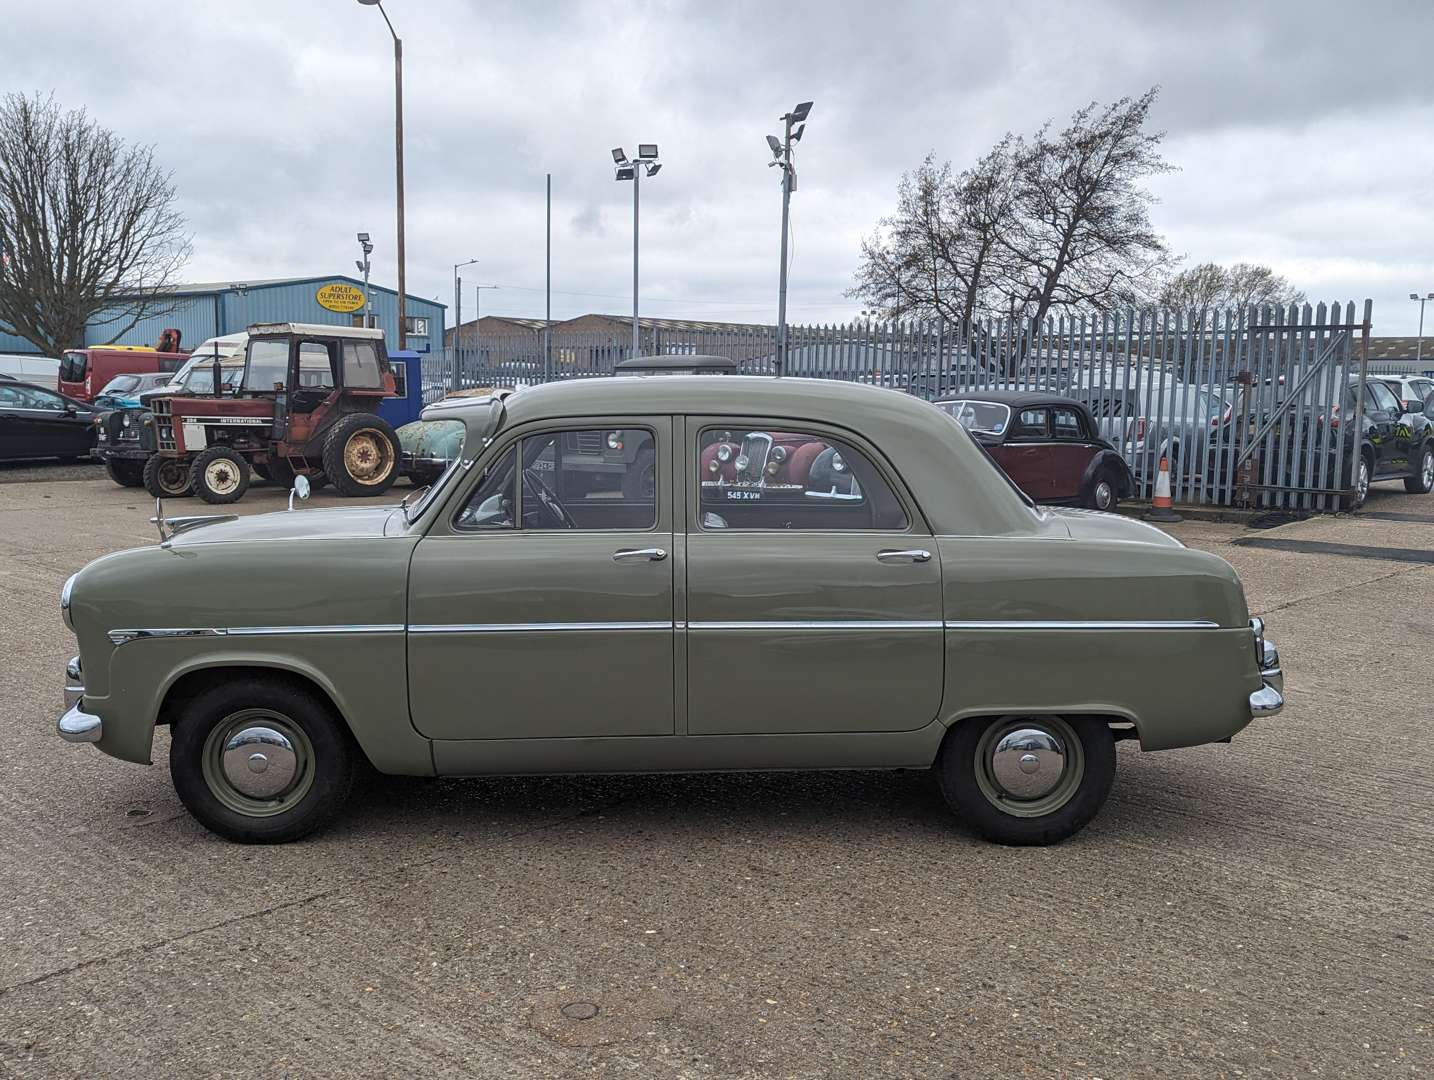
[936,714,1116,845]
[170,678,356,843]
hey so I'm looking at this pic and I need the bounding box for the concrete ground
[1,465,1430,1079]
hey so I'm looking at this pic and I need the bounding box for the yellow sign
[316,282,367,313]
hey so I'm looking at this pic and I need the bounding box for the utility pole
[1412,291,1434,365]
[767,102,812,377]
[453,257,478,391]
[545,173,552,381]
[357,1,407,348]
[355,233,374,327]
[474,283,499,379]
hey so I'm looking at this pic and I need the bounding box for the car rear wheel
[190,446,251,504]
[105,458,146,488]
[322,414,400,497]
[1084,468,1119,512]
[170,679,356,843]
[1405,445,1434,494]
[936,714,1116,845]
[143,454,193,498]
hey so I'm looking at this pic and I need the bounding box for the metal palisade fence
[423,301,1373,510]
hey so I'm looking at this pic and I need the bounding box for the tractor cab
[146,323,402,504]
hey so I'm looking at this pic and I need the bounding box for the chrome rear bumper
[1248,621,1284,718]
[58,655,102,743]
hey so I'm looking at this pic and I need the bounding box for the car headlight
[121,413,132,428]
[770,445,788,464]
[708,459,720,473]
[716,444,732,463]
[61,572,77,632]
[831,451,846,473]
[606,431,622,450]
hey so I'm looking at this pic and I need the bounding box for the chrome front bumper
[1248,620,1284,718]
[58,655,102,743]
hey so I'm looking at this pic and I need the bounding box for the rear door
[1364,380,1408,473]
[1045,405,1100,500]
[684,417,944,736]
[990,407,1053,499]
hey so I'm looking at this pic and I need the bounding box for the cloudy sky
[6,0,1434,332]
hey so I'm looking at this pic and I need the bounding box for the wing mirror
[288,473,311,511]
[1405,399,1425,416]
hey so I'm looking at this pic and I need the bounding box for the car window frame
[446,416,666,536]
[1008,407,1052,442]
[1050,406,1085,441]
[685,415,926,535]
[1366,380,1400,415]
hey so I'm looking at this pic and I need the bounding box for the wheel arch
[1080,450,1136,499]
[937,706,1144,757]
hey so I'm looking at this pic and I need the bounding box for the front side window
[1366,381,1400,415]
[298,343,335,390]
[697,426,907,531]
[244,340,289,391]
[1052,407,1083,440]
[456,427,657,532]
[342,341,383,389]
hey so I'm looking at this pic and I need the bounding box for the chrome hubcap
[201,709,314,816]
[973,716,1085,818]
[1358,461,1369,500]
[1422,452,1432,489]
[1094,481,1113,510]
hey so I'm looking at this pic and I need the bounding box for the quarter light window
[697,427,907,531]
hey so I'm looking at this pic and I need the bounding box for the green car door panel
[58,375,1282,844]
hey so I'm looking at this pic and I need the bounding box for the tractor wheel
[143,454,194,499]
[322,414,400,497]
[105,458,146,488]
[190,446,251,505]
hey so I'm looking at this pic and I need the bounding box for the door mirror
[1404,399,1424,415]
[288,473,311,511]
[63,404,77,417]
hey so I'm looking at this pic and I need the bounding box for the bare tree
[0,93,190,356]
[849,139,1018,325]
[1160,261,1305,315]
[997,89,1174,327]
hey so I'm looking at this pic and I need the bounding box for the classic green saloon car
[57,368,1283,845]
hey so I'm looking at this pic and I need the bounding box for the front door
[1045,404,1099,501]
[407,417,675,740]
[1364,379,1410,474]
[685,418,945,735]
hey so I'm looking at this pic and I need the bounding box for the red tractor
[145,322,403,504]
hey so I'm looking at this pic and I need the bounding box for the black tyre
[190,446,251,504]
[936,714,1116,846]
[322,414,400,497]
[1405,444,1434,494]
[143,454,194,498]
[105,458,146,488]
[170,677,356,843]
[252,461,272,482]
[622,447,657,501]
[1083,467,1119,512]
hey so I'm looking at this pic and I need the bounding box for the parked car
[0,382,98,462]
[0,352,61,390]
[1081,382,1234,477]
[396,387,505,486]
[935,391,1135,511]
[58,344,189,403]
[56,368,1283,847]
[93,371,176,410]
[1376,375,1434,418]
[93,336,249,492]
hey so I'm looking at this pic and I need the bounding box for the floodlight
[1413,293,1421,301]
[790,101,813,122]
[615,165,636,180]
[766,134,782,156]
[645,162,662,177]
[357,231,370,243]
[791,124,804,142]
[638,143,659,160]
[355,260,366,273]
[612,147,628,164]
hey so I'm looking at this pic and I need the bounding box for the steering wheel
[522,468,576,529]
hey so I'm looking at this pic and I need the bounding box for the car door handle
[876,548,931,563]
[612,547,667,562]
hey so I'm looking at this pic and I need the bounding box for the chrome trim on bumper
[64,654,84,711]
[1249,684,1284,717]
[1249,621,1284,718]
[57,703,102,743]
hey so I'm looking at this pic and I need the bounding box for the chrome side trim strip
[410,621,674,634]
[944,619,1220,630]
[109,627,226,645]
[689,620,944,631]
[228,624,405,637]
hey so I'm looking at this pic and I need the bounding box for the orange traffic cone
[1145,454,1183,523]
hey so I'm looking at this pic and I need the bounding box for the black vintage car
[0,381,98,463]
[935,390,1136,511]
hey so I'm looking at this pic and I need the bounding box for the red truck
[58,330,188,402]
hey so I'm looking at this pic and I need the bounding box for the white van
[0,353,61,391]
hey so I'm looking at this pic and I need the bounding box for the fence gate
[423,300,1373,511]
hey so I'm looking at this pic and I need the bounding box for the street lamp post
[453,258,479,391]
[766,102,813,377]
[612,145,661,359]
[474,283,499,378]
[357,0,406,350]
[355,233,374,328]
[1411,292,1434,365]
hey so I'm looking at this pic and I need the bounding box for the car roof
[934,389,1087,411]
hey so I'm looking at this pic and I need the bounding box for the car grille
[150,397,176,450]
[564,430,604,455]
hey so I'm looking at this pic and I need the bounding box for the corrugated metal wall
[0,276,444,356]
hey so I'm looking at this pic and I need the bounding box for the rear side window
[697,426,907,531]
[1052,407,1083,439]
[342,341,384,389]
[1009,409,1049,440]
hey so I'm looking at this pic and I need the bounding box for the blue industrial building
[0,275,445,356]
